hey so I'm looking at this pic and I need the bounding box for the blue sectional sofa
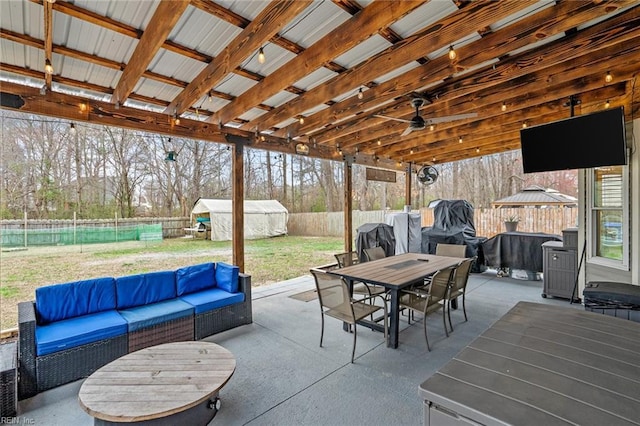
[18,262,251,399]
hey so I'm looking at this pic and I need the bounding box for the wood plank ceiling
[1,0,639,171]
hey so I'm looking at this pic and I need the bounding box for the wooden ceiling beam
[296,0,604,140]
[409,89,631,165]
[191,0,347,74]
[351,44,640,156]
[166,0,312,117]
[259,1,533,136]
[319,3,640,147]
[0,81,345,163]
[112,0,190,105]
[400,85,627,163]
[212,1,425,127]
[307,0,634,145]
[34,0,278,109]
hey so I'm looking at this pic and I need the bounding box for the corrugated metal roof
[1,0,638,167]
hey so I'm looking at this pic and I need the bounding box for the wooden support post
[405,166,412,208]
[232,142,245,272]
[344,161,353,252]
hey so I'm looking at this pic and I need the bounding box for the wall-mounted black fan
[376,98,477,136]
[417,165,438,185]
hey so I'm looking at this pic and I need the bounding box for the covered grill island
[419,302,640,425]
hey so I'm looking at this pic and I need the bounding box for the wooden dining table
[327,252,463,349]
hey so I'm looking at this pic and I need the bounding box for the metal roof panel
[332,34,391,69]
[389,1,459,38]
[276,1,349,48]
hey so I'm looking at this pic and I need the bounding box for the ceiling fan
[375,98,478,137]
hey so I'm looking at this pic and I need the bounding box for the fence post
[23,211,27,248]
[115,212,118,242]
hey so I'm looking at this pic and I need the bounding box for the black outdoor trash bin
[583,281,640,323]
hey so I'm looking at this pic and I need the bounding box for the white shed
[190,199,288,241]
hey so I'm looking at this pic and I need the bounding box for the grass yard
[0,235,342,331]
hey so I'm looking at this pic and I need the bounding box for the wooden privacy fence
[420,207,578,237]
[288,208,578,238]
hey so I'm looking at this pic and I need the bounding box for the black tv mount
[563,95,581,117]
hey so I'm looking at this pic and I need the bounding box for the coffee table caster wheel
[541,293,547,298]
[208,397,221,418]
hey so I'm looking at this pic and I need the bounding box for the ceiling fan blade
[373,114,412,124]
[401,126,413,137]
[426,113,478,125]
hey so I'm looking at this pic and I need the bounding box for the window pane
[595,210,623,260]
[593,166,622,208]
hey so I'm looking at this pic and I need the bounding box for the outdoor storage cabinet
[542,241,577,300]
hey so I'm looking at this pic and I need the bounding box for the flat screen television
[520,106,627,173]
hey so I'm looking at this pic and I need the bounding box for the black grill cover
[355,223,395,262]
[421,200,486,272]
[432,200,477,239]
[482,231,560,272]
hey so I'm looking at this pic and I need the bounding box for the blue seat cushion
[116,271,176,309]
[36,277,117,324]
[176,263,216,296]
[215,262,239,293]
[35,310,127,356]
[118,299,193,332]
[180,288,245,314]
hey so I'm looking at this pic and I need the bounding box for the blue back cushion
[35,277,116,324]
[176,263,216,296]
[116,271,176,309]
[215,262,239,293]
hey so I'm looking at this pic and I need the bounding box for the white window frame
[586,164,629,270]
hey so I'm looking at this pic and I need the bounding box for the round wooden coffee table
[78,341,235,425]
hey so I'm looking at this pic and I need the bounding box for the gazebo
[492,185,577,209]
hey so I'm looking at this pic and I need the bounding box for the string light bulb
[605,71,612,83]
[377,139,381,146]
[522,122,527,129]
[173,113,180,125]
[357,88,363,100]
[208,91,213,103]
[298,116,304,124]
[258,47,266,64]
[476,147,480,154]
[448,45,457,61]
[605,100,611,109]
[501,102,507,112]
[429,124,435,131]
[70,123,76,134]
[458,136,463,144]
[44,59,54,75]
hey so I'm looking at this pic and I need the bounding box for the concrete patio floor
[17,269,581,425]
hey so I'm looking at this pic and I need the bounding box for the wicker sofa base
[128,316,194,352]
[195,302,252,340]
[36,334,128,393]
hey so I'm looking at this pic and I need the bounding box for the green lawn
[0,236,343,330]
